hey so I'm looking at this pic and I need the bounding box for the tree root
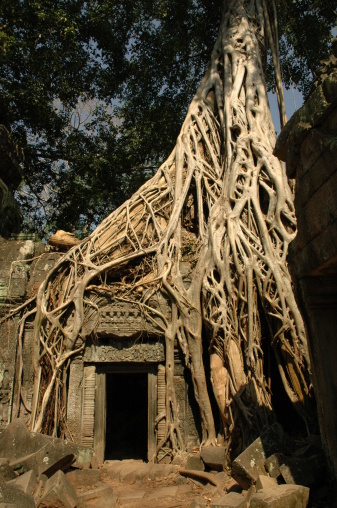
[22,0,315,459]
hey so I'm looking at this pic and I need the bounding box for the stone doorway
[105,372,148,460]
[92,364,157,463]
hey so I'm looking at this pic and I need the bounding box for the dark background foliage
[0,0,335,236]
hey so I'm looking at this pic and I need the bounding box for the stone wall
[0,237,201,459]
[275,44,337,490]
[0,236,61,429]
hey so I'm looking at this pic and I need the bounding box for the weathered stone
[250,484,310,508]
[39,470,78,508]
[279,454,326,488]
[42,453,75,478]
[7,469,37,495]
[201,446,226,471]
[265,454,282,479]
[0,459,16,481]
[83,336,165,362]
[256,475,278,491]
[81,293,170,339]
[66,468,100,490]
[77,484,117,508]
[0,420,92,477]
[0,419,32,459]
[147,485,179,499]
[231,423,285,489]
[210,492,248,507]
[186,454,205,471]
[190,497,207,508]
[0,483,35,508]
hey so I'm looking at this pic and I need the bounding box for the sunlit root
[28,0,314,457]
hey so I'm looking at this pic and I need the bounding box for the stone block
[201,446,226,471]
[250,484,309,508]
[186,454,205,471]
[298,173,337,243]
[0,419,33,460]
[279,454,326,488]
[300,129,328,174]
[39,470,78,508]
[7,469,37,495]
[190,498,207,508]
[66,468,100,490]
[119,462,144,484]
[147,485,178,499]
[231,423,285,489]
[265,454,282,479]
[256,475,278,491]
[0,420,92,473]
[0,483,35,508]
[77,484,117,508]
[210,492,248,507]
[0,459,16,481]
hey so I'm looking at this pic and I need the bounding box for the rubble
[201,446,227,471]
[210,491,248,507]
[231,423,285,488]
[0,418,329,507]
[7,470,37,495]
[250,484,309,507]
[38,470,77,508]
[0,482,35,507]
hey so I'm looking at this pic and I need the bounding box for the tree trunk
[29,0,314,458]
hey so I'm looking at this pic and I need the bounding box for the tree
[0,0,335,235]
[20,0,329,461]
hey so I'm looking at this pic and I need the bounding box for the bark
[28,0,314,458]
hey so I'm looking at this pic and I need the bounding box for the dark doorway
[105,372,148,460]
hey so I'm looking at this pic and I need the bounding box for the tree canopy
[0,0,336,236]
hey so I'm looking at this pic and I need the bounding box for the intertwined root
[29,0,313,457]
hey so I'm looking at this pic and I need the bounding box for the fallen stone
[201,446,226,471]
[231,423,285,489]
[0,459,16,481]
[0,419,32,460]
[119,463,139,484]
[210,492,248,507]
[147,485,179,499]
[39,470,78,508]
[178,483,193,494]
[118,489,146,500]
[42,453,75,478]
[256,475,278,491]
[279,454,326,488]
[0,483,35,508]
[0,419,92,472]
[7,469,37,495]
[186,454,205,471]
[66,468,100,490]
[265,451,325,488]
[190,497,207,507]
[250,484,310,508]
[148,463,175,481]
[77,484,117,508]
[265,454,282,479]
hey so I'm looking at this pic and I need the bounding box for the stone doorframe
[92,363,158,464]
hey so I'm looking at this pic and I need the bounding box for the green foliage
[0,0,335,236]
[268,0,337,97]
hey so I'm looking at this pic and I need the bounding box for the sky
[268,87,304,136]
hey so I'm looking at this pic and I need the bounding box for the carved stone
[83,338,165,363]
